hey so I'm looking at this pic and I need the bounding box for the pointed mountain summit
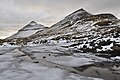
[7,21,48,39]
[19,21,47,31]
[77,8,85,11]
[29,21,37,26]
[53,8,91,28]
[65,8,91,19]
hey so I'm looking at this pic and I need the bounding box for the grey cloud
[0,0,120,38]
[26,0,120,17]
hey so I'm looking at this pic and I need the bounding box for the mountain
[31,8,92,38]
[7,21,48,39]
[30,8,117,39]
[3,8,120,56]
[28,8,120,56]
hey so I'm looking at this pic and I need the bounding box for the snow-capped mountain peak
[77,8,85,11]
[29,21,37,26]
[65,8,91,19]
[7,21,48,39]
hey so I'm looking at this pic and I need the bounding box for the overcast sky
[0,0,120,39]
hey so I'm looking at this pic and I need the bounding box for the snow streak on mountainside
[7,21,48,39]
